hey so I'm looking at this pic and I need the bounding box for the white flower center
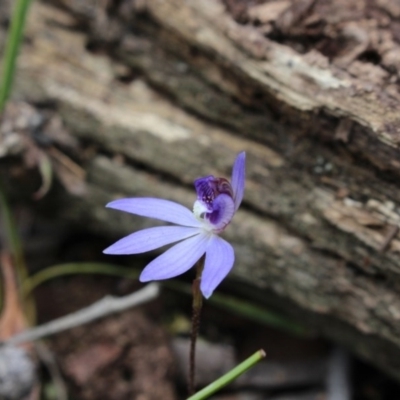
[193,200,209,220]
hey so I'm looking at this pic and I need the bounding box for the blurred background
[2,0,400,398]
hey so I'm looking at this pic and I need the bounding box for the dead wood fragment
[3,0,400,383]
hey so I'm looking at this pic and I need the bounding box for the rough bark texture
[2,0,400,381]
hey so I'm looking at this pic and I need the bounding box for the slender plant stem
[0,0,32,113]
[188,258,205,396]
[187,349,266,400]
[188,282,201,395]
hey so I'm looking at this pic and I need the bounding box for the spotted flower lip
[103,152,246,298]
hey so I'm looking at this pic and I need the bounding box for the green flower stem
[187,349,266,400]
[0,0,32,113]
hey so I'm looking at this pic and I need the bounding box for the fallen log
[2,0,400,381]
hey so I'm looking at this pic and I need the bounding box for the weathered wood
[2,0,400,380]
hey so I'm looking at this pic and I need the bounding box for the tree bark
[2,0,400,381]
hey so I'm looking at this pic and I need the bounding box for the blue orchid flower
[104,152,246,298]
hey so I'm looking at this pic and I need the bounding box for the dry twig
[4,283,159,346]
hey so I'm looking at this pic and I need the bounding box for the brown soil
[48,309,177,400]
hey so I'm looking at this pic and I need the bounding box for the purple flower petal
[106,198,202,227]
[231,152,246,211]
[205,194,235,232]
[139,233,209,281]
[200,236,234,298]
[103,226,201,255]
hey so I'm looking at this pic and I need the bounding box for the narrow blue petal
[103,226,201,255]
[106,198,202,227]
[231,152,246,211]
[201,236,235,298]
[139,233,209,281]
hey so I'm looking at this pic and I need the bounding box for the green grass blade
[207,291,308,337]
[0,0,32,113]
[165,280,308,337]
[22,262,140,297]
[187,349,266,400]
[24,262,307,337]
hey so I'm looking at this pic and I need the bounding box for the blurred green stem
[187,349,266,400]
[0,0,32,113]
[21,262,140,297]
[0,180,36,323]
[0,181,27,282]
[23,262,307,336]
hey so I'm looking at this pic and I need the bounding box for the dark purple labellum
[194,176,234,206]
